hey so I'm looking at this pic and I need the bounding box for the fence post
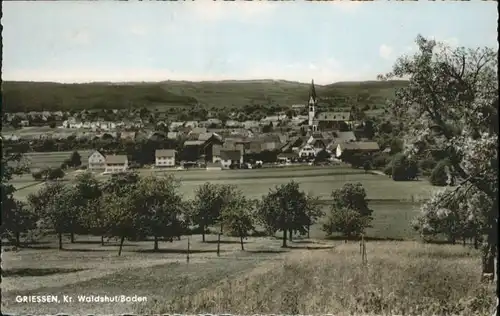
[217,233,221,257]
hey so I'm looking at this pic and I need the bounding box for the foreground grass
[2,236,495,315]
[141,242,496,316]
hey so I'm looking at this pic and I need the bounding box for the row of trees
[2,166,376,253]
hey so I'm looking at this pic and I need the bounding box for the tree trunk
[474,237,479,249]
[58,233,63,250]
[282,230,287,248]
[307,224,310,239]
[154,236,159,251]
[289,229,293,242]
[118,235,125,256]
[101,235,105,246]
[201,223,206,242]
[240,236,244,251]
[217,233,221,256]
[462,237,466,246]
[70,233,75,243]
[220,222,224,234]
[15,232,20,247]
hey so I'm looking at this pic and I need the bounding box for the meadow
[2,235,495,315]
[4,165,495,315]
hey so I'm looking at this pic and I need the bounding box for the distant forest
[1,80,409,112]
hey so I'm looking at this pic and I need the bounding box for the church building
[307,79,354,132]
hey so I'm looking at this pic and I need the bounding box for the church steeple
[309,79,317,103]
[308,79,317,131]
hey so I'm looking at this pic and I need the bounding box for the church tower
[308,79,317,131]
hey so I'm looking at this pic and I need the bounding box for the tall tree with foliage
[28,182,80,249]
[69,151,82,167]
[322,183,373,241]
[1,140,30,244]
[1,200,37,247]
[257,181,310,247]
[74,172,105,243]
[379,35,498,276]
[132,175,185,251]
[222,191,256,250]
[191,183,237,242]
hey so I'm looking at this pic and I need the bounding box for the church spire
[309,79,317,102]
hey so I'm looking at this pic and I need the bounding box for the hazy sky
[2,1,497,84]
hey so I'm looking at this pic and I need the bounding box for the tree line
[2,159,376,255]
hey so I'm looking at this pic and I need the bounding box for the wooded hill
[2,79,409,112]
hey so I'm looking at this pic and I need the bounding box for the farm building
[277,152,299,164]
[336,142,380,158]
[88,151,106,170]
[299,144,316,158]
[155,149,176,167]
[104,155,128,174]
[220,150,242,169]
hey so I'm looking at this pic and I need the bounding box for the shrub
[383,164,393,176]
[47,167,65,180]
[372,152,390,169]
[32,171,43,180]
[429,159,451,186]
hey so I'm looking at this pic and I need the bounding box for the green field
[12,166,433,241]
[2,79,408,111]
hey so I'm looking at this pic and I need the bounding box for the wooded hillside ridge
[2,79,409,112]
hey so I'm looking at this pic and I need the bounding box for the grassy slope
[2,79,408,112]
[2,236,495,315]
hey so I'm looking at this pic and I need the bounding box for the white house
[298,144,316,158]
[336,142,380,158]
[104,155,128,174]
[155,149,176,167]
[219,150,243,169]
[88,151,106,170]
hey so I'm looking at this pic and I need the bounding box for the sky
[2,1,498,85]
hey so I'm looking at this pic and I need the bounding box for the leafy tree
[191,183,236,242]
[391,154,419,181]
[1,200,37,247]
[303,194,324,239]
[28,182,79,249]
[429,159,453,186]
[314,150,330,163]
[32,171,43,180]
[69,151,82,167]
[323,183,373,241]
[222,191,256,250]
[102,192,140,256]
[363,160,372,173]
[379,35,498,275]
[47,167,65,180]
[257,181,310,247]
[1,141,31,246]
[73,172,104,242]
[132,175,185,251]
[103,171,140,195]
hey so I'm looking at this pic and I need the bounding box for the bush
[383,164,393,176]
[49,122,56,128]
[429,160,451,186]
[372,152,390,169]
[32,171,43,181]
[47,168,65,180]
[391,154,419,181]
